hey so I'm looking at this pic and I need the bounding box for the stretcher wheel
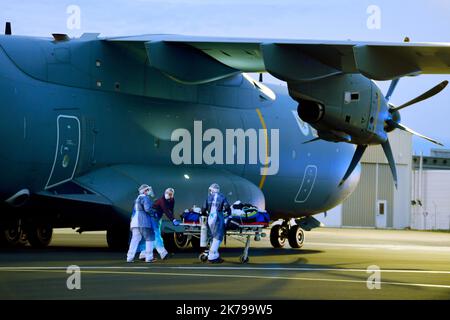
[199,252,208,263]
[239,255,249,264]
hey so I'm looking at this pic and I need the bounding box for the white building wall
[411,170,450,230]
[393,164,411,229]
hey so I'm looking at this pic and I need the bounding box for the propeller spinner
[340,79,447,188]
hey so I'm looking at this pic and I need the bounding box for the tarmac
[0,227,449,300]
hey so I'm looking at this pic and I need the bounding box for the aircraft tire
[288,225,304,249]
[163,232,190,252]
[0,220,28,248]
[27,224,53,248]
[270,225,287,248]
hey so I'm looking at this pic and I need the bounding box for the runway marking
[1,266,450,274]
[306,242,450,252]
[0,268,449,290]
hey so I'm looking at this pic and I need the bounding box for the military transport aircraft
[0,22,448,250]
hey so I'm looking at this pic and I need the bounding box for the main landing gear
[270,219,305,249]
[0,219,53,248]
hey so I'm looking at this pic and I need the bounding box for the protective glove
[172,219,180,226]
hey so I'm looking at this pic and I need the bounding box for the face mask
[165,193,172,200]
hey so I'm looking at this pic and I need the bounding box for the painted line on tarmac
[1,266,450,274]
[306,242,450,252]
[0,265,449,274]
[0,268,449,290]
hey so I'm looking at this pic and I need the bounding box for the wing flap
[106,35,450,81]
[353,44,450,80]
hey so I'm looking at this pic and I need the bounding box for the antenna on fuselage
[5,22,11,35]
[259,73,263,82]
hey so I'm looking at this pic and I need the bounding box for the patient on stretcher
[181,201,270,227]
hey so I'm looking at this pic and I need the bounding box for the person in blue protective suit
[145,187,180,260]
[126,184,157,263]
[202,183,231,263]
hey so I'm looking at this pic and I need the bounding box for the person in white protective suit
[201,183,231,263]
[126,184,157,263]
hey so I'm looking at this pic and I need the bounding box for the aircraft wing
[106,34,450,83]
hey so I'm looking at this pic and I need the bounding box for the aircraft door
[45,115,81,189]
[375,200,387,228]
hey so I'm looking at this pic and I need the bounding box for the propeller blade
[386,119,443,146]
[385,78,400,102]
[339,144,367,186]
[392,80,448,112]
[381,139,398,189]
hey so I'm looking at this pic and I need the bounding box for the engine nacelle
[291,74,389,145]
[297,100,324,124]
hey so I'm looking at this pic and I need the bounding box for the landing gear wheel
[288,225,305,249]
[27,224,53,248]
[163,232,190,252]
[107,225,129,251]
[0,223,28,247]
[270,225,287,248]
[239,255,249,264]
[199,252,208,263]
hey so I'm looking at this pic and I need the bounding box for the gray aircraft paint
[0,35,360,229]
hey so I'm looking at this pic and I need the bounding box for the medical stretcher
[180,218,268,264]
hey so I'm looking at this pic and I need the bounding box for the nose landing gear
[270,219,305,249]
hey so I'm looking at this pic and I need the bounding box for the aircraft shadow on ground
[0,245,323,264]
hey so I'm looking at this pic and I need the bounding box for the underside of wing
[106,34,450,83]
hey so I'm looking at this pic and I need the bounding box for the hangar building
[316,130,412,229]
[410,150,450,230]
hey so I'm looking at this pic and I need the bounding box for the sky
[1,0,450,155]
